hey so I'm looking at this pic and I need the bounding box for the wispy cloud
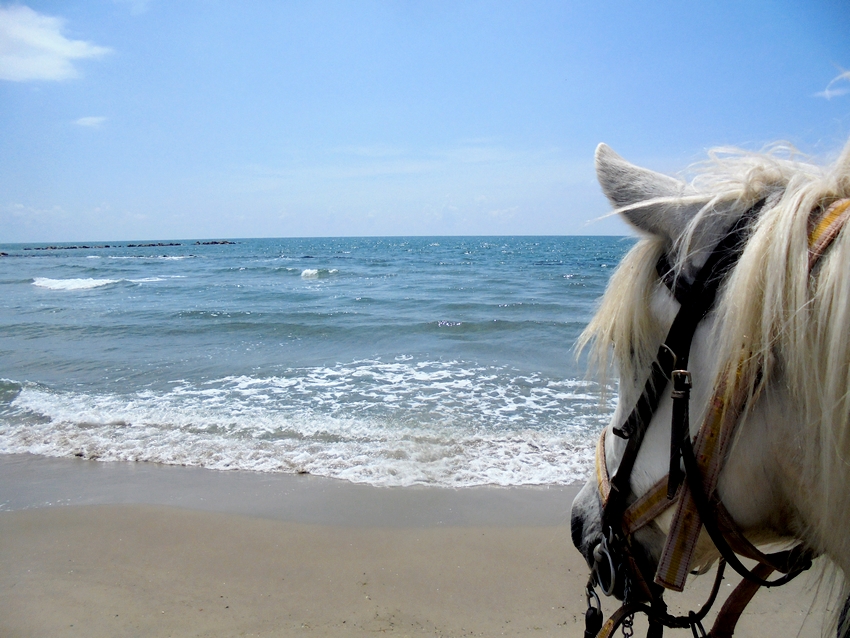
[0,5,112,81]
[815,69,850,99]
[74,116,107,127]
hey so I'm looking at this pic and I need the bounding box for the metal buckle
[670,369,692,397]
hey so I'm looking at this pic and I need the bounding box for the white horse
[571,139,850,636]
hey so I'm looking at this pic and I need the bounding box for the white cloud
[74,116,107,127]
[815,69,850,99]
[0,5,111,81]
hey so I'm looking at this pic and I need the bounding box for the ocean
[0,236,633,487]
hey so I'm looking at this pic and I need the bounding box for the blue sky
[1,1,849,242]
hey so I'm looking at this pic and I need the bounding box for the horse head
[571,141,850,631]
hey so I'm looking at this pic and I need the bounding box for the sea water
[0,236,633,487]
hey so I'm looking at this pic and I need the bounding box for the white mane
[714,141,850,563]
[579,139,850,631]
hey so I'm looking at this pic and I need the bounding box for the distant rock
[23,243,172,251]
[126,242,182,248]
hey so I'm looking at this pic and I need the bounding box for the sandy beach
[0,454,831,637]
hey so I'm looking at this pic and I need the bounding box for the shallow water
[0,236,633,486]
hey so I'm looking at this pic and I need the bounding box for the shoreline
[0,453,830,637]
[0,453,578,527]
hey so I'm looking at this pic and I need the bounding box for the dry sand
[0,455,832,637]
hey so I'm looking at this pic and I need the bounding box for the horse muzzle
[571,480,651,602]
[571,480,603,559]
[572,480,627,598]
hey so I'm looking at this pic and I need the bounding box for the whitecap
[301,268,338,279]
[32,277,118,291]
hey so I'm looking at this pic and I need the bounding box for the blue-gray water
[0,236,633,486]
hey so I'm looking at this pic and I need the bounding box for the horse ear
[595,143,693,241]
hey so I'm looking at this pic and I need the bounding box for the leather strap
[707,564,775,638]
[676,431,813,588]
[603,203,762,542]
[809,198,850,269]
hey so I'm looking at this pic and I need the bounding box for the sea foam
[0,362,613,487]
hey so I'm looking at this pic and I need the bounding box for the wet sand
[0,454,831,637]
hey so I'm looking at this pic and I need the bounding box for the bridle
[583,197,850,638]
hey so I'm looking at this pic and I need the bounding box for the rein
[585,197,850,638]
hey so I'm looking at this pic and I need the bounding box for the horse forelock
[577,236,666,401]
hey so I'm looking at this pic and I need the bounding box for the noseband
[584,198,850,638]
